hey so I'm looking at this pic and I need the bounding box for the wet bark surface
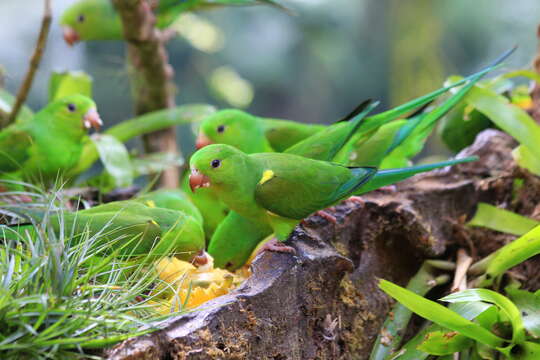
[107,130,538,360]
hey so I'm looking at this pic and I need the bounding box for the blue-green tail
[355,156,478,195]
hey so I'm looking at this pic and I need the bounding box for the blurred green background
[1,0,539,157]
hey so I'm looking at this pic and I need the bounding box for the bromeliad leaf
[468,203,539,236]
[506,288,540,339]
[462,85,540,172]
[91,134,134,188]
[478,225,540,287]
[512,145,540,177]
[442,288,526,344]
[132,152,184,177]
[378,279,505,348]
[417,330,472,356]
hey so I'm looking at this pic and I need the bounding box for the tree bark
[105,129,540,359]
[111,0,179,188]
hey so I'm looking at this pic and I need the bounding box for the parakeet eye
[211,159,221,168]
[77,14,85,23]
[67,103,76,112]
[217,125,226,133]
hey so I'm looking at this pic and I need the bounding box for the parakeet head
[42,94,103,134]
[189,144,251,192]
[60,0,123,45]
[196,109,268,153]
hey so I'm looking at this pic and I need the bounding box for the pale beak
[63,26,80,46]
[189,168,211,192]
[195,133,213,149]
[83,109,103,131]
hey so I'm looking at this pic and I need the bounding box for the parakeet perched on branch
[190,144,477,255]
[60,0,288,45]
[0,95,102,188]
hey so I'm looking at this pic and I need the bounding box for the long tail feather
[355,156,478,195]
[359,46,517,134]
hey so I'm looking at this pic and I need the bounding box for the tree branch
[111,0,180,188]
[3,0,52,128]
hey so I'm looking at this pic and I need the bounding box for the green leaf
[369,262,450,360]
[379,279,505,348]
[481,225,540,286]
[417,330,473,355]
[131,152,184,177]
[467,203,539,236]
[506,288,540,339]
[442,289,526,344]
[0,88,34,124]
[464,85,540,161]
[503,70,540,84]
[48,71,93,102]
[90,134,133,188]
[512,145,540,176]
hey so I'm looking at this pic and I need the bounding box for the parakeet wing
[254,154,376,219]
[0,127,32,172]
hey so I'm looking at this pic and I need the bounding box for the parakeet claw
[375,185,397,193]
[315,210,337,224]
[345,196,365,206]
[257,237,296,255]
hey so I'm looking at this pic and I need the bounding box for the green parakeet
[60,0,287,45]
[0,95,102,188]
[5,200,205,262]
[196,109,326,153]
[135,188,203,225]
[190,144,477,255]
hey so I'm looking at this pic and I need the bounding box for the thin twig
[4,0,52,128]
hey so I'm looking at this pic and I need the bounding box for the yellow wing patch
[259,169,275,185]
[151,219,159,226]
[146,200,156,208]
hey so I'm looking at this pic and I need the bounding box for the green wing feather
[285,100,379,160]
[254,154,376,219]
[0,126,32,173]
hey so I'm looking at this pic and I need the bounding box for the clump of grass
[0,188,179,359]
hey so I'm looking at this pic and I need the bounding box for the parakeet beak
[189,168,211,192]
[63,26,80,46]
[83,109,103,131]
[195,133,213,149]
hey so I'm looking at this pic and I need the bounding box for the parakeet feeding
[5,200,205,262]
[0,95,102,188]
[60,0,288,45]
[135,188,203,225]
[190,144,477,254]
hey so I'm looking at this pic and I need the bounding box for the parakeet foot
[315,210,337,224]
[345,196,364,206]
[375,185,397,193]
[256,237,296,255]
